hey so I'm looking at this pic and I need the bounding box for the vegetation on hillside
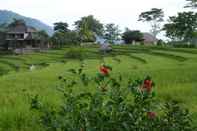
[0,10,53,35]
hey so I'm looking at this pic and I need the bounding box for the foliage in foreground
[31,63,195,131]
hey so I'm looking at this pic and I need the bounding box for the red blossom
[143,79,153,92]
[100,66,110,75]
[147,112,156,119]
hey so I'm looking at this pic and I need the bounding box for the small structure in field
[29,64,35,71]
[99,43,112,53]
[142,33,158,45]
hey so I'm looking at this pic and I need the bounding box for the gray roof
[143,33,157,43]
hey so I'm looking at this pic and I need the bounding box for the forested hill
[0,10,53,35]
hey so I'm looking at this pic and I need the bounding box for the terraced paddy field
[0,45,197,130]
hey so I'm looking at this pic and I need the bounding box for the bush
[31,64,195,131]
[168,41,196,48]
[51,31,81,48]
[173,44,196,48]
[64,48,86,60]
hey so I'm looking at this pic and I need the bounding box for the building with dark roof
[5,21,49,53]
[6,21,38,41]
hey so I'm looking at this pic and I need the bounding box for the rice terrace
[0,45,197,130]
[1,0,197,130]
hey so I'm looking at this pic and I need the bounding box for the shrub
[64,48,86,60]
[168,41,196,48]
[173,44,196,48]
[51,31,81,48]
[31,64,195,131]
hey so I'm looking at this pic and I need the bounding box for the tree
[51,31,80,48]
[185,0,197,8]
[37,30,49,43]
[78,20,96,42]
[51,32,66,48]
[75,15,103,35]
[74,15,103,42]
[54,22,69,33]
[33,30,49,49]
[139,8,164,38]
[104,23,121,44]
[63,31,81,45]
[163,12,197,42]
[52,21,81,47]
[122,29,143,44]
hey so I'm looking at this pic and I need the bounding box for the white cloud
[0,0,188,38]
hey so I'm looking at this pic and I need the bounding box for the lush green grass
[0,45,197,131]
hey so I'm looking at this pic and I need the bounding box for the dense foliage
[51,21,81,47]
[54,22,70,33]
[164,12,197,42]
[51,31,80,48]
[64,48,86,60]
[122,29,143,44]
[104,23,121,44]
[74,15,103,42]
[31,63,195,131]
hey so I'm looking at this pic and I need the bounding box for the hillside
[0,10,53,35]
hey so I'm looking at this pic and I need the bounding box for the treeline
[0,0,197,48]
[51,0,197,47]
[51,16,123,47]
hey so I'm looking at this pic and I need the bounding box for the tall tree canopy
[54,22,69,33]
[51,32,66,48]
[74,15,103,36]
[139,8,164,38]
[122,28,143,44]
[77,19,96,42]
[104,23,121,44]
[52,22,80,47]
[163,12,197,42]
[185,0,197,8]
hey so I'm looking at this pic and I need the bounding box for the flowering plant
[31,63,195,131]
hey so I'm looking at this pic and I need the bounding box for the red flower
[143,79,152,92]
[147,112,156,119]
[100,66,110,75]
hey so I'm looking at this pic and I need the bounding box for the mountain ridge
[0,10,54,35]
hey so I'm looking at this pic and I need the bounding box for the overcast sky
[0,0,189,38]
